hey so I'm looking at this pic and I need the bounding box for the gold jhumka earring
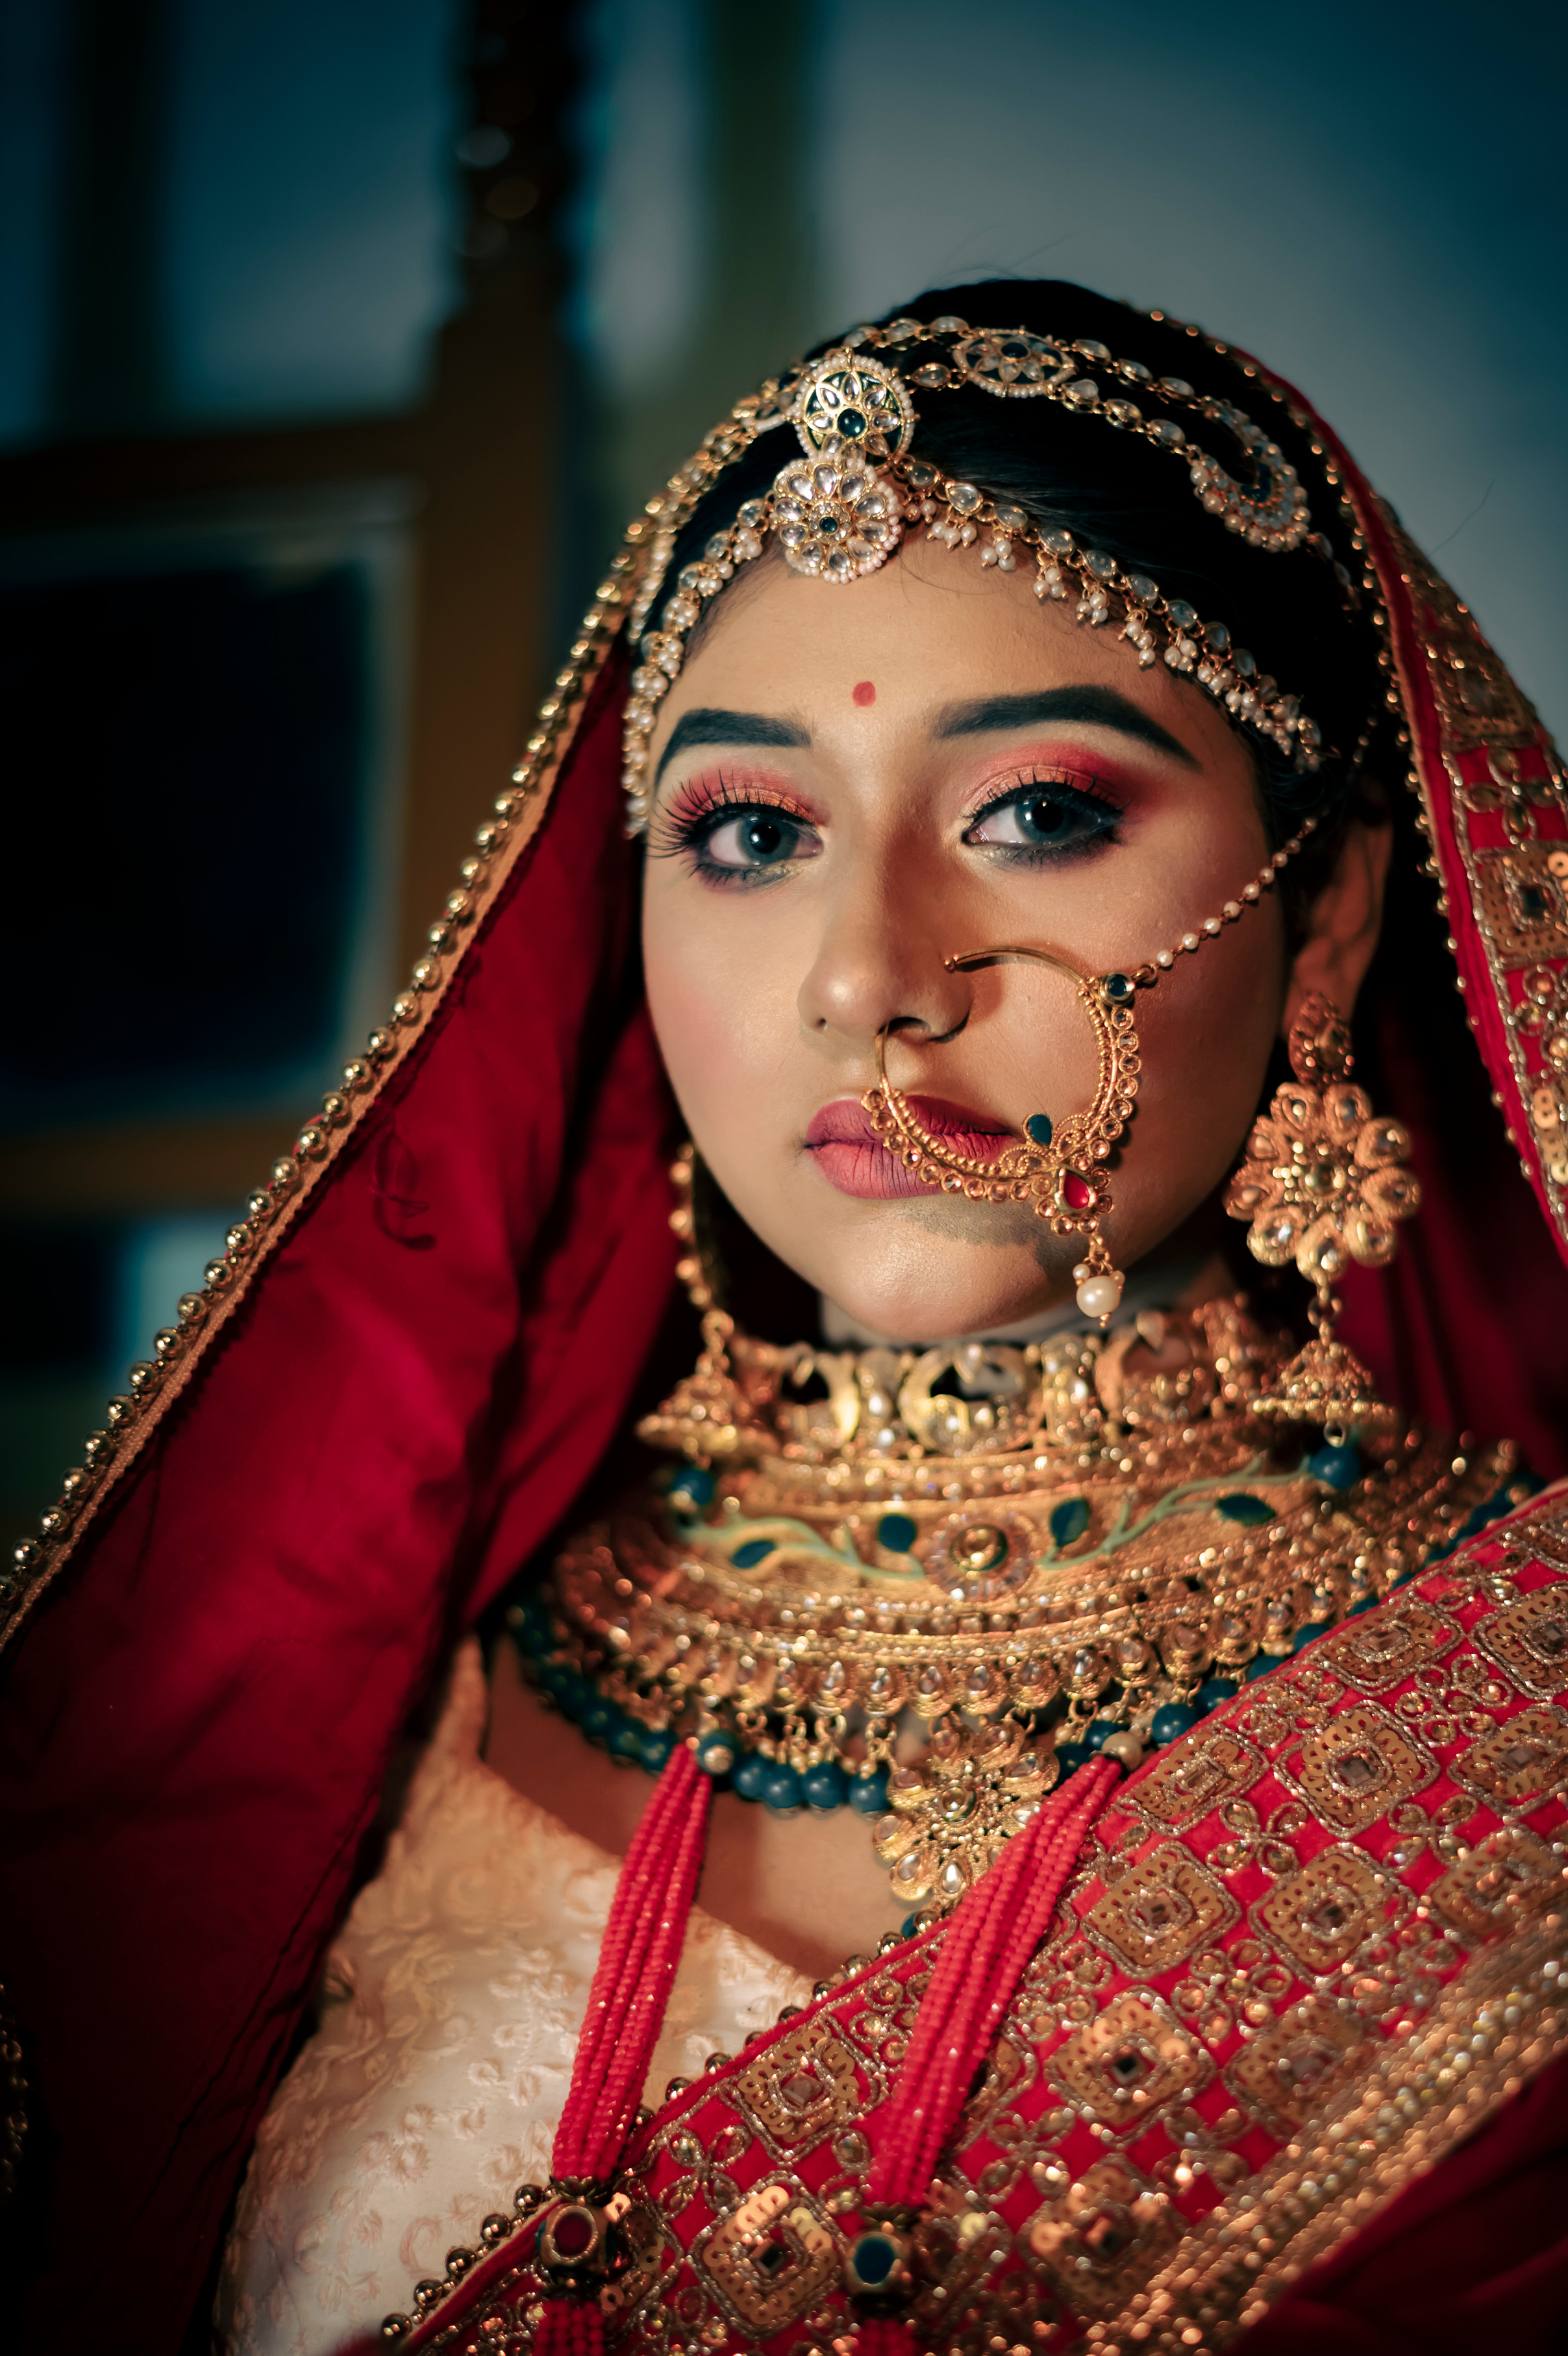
[1225,991,1420,1428]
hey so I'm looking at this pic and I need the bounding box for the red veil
[2,351,1567,2352]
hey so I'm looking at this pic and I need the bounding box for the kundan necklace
[512,1148,1523,1926]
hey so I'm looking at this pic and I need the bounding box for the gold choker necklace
[533,1211,1519,1916]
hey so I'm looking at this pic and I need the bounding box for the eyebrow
[931,687,1197,767]
[654,707,810,788]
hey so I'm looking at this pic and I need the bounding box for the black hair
[660,279,1393,881]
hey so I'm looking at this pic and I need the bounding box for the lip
[805,1095,1014,1200]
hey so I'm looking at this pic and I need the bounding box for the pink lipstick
[804,1096,1014,1200]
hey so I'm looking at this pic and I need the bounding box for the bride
[5,281,1568,2356]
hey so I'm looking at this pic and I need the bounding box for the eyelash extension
[962,763,1123,830]
[962,764,1125,861]
[645,772,817,863]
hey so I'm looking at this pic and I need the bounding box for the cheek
[642,891,790,1145]
[1129,915,1286,1185]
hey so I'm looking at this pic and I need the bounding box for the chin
[815,1248,1062,1348]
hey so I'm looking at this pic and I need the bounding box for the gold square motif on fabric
[693,2179,841,2332]
[1473,1586,1568,1699]
[1428,1828,1568,1939]
[1476,846,1568,969]
[1524,1506,1568,1574]
[1318,1598,1460,1694]
[1027,2156,1177,2318]
[1455,1705,1568,1810]
[1085,1847,1238,1976]
[1284,1701,1436,1835]
[1134,1726,1263,1829]
[1226,1996,1367,2137]
[909,2200,1017,2333]
[601,2200,673,2321]
[730,2015,867,2157]
[1049,1990,1209,2131]
[1252,1846,1397,1980]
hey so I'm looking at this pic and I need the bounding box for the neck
[819,1244,1232,1351]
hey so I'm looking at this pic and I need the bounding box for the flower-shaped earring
[1226,992,1420,1432]
[1227,993,1419,1283]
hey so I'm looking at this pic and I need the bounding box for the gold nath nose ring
[862,947,1142,1324]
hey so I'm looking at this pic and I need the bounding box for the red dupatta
[2,329,1567,2353]
[0,643,686,2346]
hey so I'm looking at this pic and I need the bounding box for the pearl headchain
[877,312,1312,553]
[621,332,1328,835]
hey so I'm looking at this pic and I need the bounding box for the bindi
[852,680,877,707]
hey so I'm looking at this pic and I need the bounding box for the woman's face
[641,535,1289,1343]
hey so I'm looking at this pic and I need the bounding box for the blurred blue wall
[9,0,1560,734]
[0,0,460,1528]
[0,0,462,441]
[164,0,462,419]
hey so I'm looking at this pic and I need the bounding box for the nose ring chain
[862,816,1318,1324]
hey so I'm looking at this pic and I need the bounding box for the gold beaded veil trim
[1360,497,1568,1258]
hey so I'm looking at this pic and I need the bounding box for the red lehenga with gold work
[3,297,1568,2356]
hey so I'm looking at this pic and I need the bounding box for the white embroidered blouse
[216,1642,810,2356]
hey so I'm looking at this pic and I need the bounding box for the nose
[797,856,972,1052]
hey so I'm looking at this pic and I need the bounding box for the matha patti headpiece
[621,312,1341,834]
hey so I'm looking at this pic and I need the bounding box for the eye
[647,780,825,884]
[964,774,1121,862]
[702,808,818,870]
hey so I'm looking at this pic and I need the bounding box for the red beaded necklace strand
[854,1755,1119,2351]
[529,1742,1119,2353]
[532,1742,713,2355]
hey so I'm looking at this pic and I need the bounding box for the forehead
[647,537,1239,766]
